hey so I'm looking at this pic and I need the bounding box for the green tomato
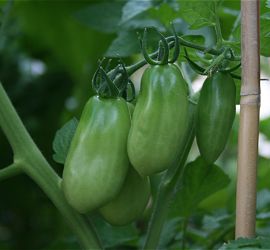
[128,64,189,176]
[196,72,236,163]
[99,166,151,226]
[62,96,130,213]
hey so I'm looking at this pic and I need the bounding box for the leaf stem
[0,163,23,182]
[0,82,102,250]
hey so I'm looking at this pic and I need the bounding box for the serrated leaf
[178,0,216,30]
[121,0,154,24]
[171,157,230,217]
[74,2,123,33]
[105,31,140,58]
[219,237,270,250]
[52,118,78,164]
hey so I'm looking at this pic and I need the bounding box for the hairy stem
[0,83,102,249]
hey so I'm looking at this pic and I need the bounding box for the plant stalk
[0,163,23,182]
[0,83,102,250]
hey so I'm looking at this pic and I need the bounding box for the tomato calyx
[141,24,180,66]
[92,58,136,101]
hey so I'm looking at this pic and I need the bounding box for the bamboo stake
[235,0,260,238]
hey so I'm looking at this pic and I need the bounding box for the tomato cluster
[61,29,236,226]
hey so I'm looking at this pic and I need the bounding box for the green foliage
[178,0,216,29]
[171,157,230,217]
[260,117,270,140]
[220,237,270,249]
[53,118,78,164]
[75,2,124,33]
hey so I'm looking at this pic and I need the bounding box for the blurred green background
[0,0,270,249]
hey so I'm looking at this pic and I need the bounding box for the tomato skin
[128,64,189,176]
[99,166,150,226]
[196,72,236,163]
[62,96,130,213]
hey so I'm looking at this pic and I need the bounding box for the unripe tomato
[99,166,150,226]
[62,96,130,213]
[196,72,236,163]
[128,64,189,176]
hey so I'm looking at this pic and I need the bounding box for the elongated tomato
[196,72,236,163]
[62,96,130,213]
[128,64,189,176]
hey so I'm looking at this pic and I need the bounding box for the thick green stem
[0,83,102,250]
[0,163,23,182]
[143,101,197,250]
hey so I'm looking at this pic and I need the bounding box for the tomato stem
[168,23,180,64]
[0,162,23,182]
[0,83,103,250]
[123,36,240,78]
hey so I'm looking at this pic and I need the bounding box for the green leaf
[75,2,123,33]
[52,118,78,164]
[158,217,182,249]
[121,0,154,23]
[105,31,140,58]
[219,237,270,250]
[122,13,165,32]
[91,215,139,248]
[260,117,270,140]
[261,15,270,56]
[172,157,230,217]
[178,0,216,29]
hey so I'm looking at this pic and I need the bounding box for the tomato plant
[0,1,269,250]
